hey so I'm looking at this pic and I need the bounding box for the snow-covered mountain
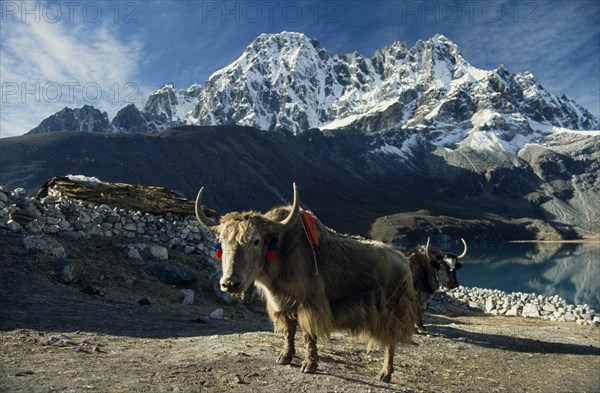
[16,32,600,240]
[29,32,598,148]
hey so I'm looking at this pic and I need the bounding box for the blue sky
[1,0,599,137]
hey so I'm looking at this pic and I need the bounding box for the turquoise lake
[397,242,600,311]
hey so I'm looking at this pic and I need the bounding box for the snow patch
[471,109,501,129]
[370,135,419,158]
[66,175,101,186]
[459,129,504,152]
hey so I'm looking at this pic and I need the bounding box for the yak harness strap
[300,210,319,276]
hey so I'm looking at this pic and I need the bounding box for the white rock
[210,308,224,319]
[23,235,66,258]
[56,219,70,229]
[44,225,61,234]
[178,289,195,305]
[12,188,26,199]
[506,305,520,316]
[485,298,496,313]
[127,248,142,260]
[522,304,540,318]
[149,245,168,260]
[7,219,22,232]
[564,312,576,322]
[542,303,557,313]
[46,217,60,225]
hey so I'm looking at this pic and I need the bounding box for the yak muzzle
[220,277,243,293]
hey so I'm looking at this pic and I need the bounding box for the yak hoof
[415,323,428,335]
[301,361,318,374]
[276,353,293,365]
[378,372,392,383]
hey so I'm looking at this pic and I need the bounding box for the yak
[406,237,466,331]
[195,183,419,382]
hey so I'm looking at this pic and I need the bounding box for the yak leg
[416,312,427,333]
[276,315,297,365]
[378,344,395,383]
[300,333,319,373]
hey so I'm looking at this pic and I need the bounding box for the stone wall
[0,184,213,258]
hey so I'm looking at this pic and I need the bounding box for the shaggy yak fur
[196,185,420,382]
[405,239,465,331]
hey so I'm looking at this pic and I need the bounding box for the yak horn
[268,183,300,233]
[195,187,218,231]
[425,237,434,260]
[457,238,468,259]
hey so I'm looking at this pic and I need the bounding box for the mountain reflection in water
[397,241,600,311]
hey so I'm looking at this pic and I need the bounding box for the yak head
[194,183,300,294]
[425,237,467,289]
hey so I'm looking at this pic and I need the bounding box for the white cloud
[0,3,146,137]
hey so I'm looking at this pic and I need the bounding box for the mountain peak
[244,31,325,56]
[154,83,176,93]
[27,33,599,140]
[432,34,450,43]
[28,105,110,134]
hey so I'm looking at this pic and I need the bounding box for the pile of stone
[0,184,214,258]
[441,286,598,326]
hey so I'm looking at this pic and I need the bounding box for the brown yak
[195,183,419,382]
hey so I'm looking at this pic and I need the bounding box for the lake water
[397,242,600,311]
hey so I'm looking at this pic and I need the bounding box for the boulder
[127,243,169,261]
[522,304,541,318]
[147,261,194,285]
[178,289,195,305]
[23,235,66,258]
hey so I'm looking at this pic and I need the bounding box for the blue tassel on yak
[214,241,223,259]
[266,238,278,261]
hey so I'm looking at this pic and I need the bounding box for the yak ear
[455,261,463,270]
[430,258,441,269]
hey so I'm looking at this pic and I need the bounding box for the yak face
[430,254,463,289]
[194,184,300,294]
[426,238,467,290]
[215,219,274,293]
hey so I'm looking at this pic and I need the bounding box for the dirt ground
[1,233,599,392]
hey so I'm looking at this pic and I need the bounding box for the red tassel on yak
[214,242,223,259]
[301,211,319,246]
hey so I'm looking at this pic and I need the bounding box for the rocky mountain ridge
[27,33,598,149]
[3,125,599,240]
